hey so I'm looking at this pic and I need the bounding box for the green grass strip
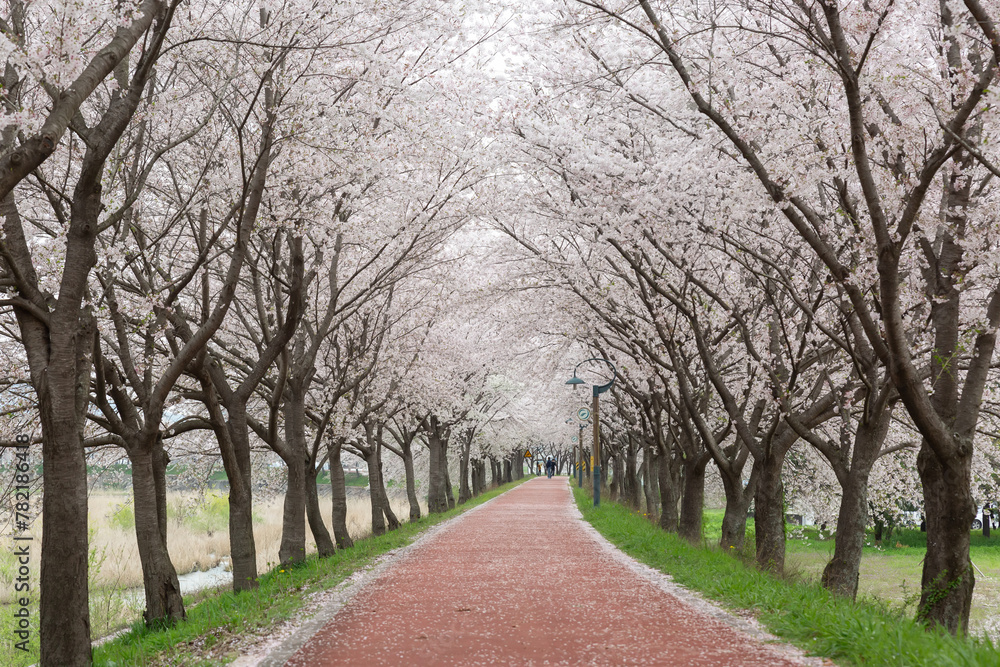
[573,486,999,667]
[95,477,532,666]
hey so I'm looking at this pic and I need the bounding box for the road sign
[524,449,532,458]
[578,407,591,421]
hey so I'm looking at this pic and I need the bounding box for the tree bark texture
[458,434,472,504]
[657,447,678,532]
[328,440,354,549]
[754,452,787,575]
[305,464,336,557]
[402,439,421,522]
[444,464,456,509]
[426,418,449,513]
[471,458,482,496]
[279,384,308,565]
[200,381,258,592]
[678,455,708,544]
[130,445,185,626]
[37,371,92,666]
[719,469,754,551]
[646,448,660,517]
[365,446,400,534]
[820,396,893,599]
[624,443,640,510]
[916,441,975,632]
[822,465,870,598]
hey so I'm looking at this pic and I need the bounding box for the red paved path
[284,478,809,666]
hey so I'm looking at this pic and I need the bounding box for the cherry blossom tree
[566,0,1000,633]
[0,3,176,661]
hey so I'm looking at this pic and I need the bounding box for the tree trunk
[822,465,871,598]
[365,446,400,534]
[719,469,754,551]
[364,448,385,535]
[647,448,660,516]
[458,436,472,504]
[625,445,640,510]
[471,458,481,496]
[402,439,421,522]
[427,425,449,513]
[213,399,258,591]
[37,380,92,666]
[606,454,616,500]
[228,471,258,588]
[278,384,308,565]
[754,451,787,575]
[640,447,654,517]
[444,464,456,509]
[305,464,335,557]
[151,435,170,544]
[821,400,892,599]
[503,458,512,483]
[328,440,353,549]
[130,444,185,626]
[916,441,975,632]
[278,449,307,565]
[23,7,167,658]
[657,447,678,532]
[617,453,626,500]
[610,452,622,502]
[678,455,708,544]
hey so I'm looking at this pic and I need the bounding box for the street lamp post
[566,358,617,506]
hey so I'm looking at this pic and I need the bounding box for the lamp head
[566,375,585,390]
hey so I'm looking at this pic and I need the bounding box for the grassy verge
[574,486,999,666]
[776,518,1000,636]
[94,477,530,666]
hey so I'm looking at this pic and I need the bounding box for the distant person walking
[545,457,556,479]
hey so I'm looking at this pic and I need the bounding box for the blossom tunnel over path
[1,1,1000,665]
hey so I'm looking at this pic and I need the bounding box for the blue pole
[594,464,601,506]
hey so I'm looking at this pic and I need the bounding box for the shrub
[107,502,135,531]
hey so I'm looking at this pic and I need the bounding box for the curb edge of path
[570,482,833,667]
[240,481,526,667]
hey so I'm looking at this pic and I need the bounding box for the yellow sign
[524,449,532,458]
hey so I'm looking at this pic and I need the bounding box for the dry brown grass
[1,488,423,627]
[85,490,423,590]
[0,491,427,604]
[0,488,426,637]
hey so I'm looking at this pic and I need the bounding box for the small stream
[177,561,233,594]
[121,560,233,606]
[94,561,235,646]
